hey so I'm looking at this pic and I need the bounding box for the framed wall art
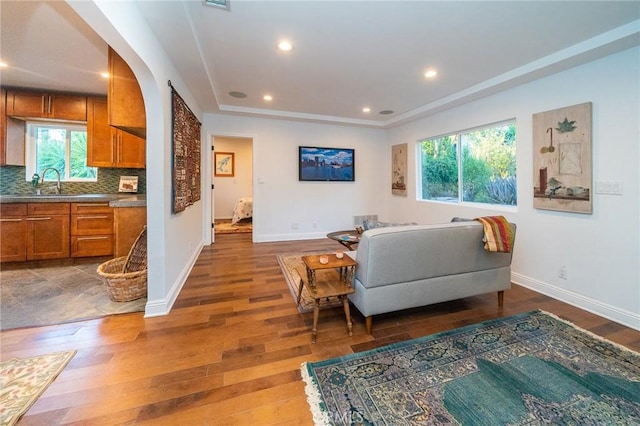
[532,102,592,214]
[392,143,407,196]
[214,152,235,177]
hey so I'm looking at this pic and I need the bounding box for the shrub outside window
[419,121,516,206]
[26,122,97,182]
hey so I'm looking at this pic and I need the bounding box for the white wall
[69,2,206,316]
[213,137,253,220]
[387,47,640,329]
[203,115,388,242]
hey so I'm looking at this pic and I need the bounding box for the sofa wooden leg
[365,316,372,334]
[498,290,504,308]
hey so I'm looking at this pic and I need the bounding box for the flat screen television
[299,146,355,182]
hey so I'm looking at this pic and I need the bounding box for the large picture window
[26,122,97,182]
[418,121,517,207]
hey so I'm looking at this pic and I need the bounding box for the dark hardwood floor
[3,233,639,425]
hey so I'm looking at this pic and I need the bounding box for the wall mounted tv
[299,146,355,182]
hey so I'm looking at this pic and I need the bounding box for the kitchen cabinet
[5,88,87,121]
[25,203,70,260]
[114,206,146,257]
[71,202,114,257]
[0,87,25,166]
[87,97,145,169]
[108,47,146,138]
[0,204,27,262]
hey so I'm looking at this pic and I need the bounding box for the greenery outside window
[418,121,517,206]
[26,122,97,182]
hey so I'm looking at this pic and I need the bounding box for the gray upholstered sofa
[347,221,516,334]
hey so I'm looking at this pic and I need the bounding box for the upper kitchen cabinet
[0,87,25,166]
[5,88,87,121]
[87,97,145,169]
[108,47,146,139]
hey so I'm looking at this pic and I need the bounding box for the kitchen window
[25,122,97,182]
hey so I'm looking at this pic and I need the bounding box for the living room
[1,2,639,423]
[38,2,634,328]
[204,46,639,331]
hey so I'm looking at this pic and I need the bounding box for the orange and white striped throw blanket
[475,215,514,253]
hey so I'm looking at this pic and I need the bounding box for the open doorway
[212,136,254,240]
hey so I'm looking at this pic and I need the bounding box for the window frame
[25,121,97,183]
[416,119,517,211]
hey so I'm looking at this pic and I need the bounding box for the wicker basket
[97,257,147,302]
[97,226,148,302]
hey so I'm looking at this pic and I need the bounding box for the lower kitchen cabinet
[25,203,70,260]
[0,204,27,262]
[113,206,146,257]
[0,201,132,262]
[70,202,114,257]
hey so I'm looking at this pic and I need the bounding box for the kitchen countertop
[0,193,146,207]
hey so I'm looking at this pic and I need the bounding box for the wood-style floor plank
[2,232,638,425]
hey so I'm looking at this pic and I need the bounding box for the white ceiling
[1,1,639,127]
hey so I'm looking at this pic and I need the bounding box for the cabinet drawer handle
[77,215,110,220]
[0,218,23,222]
[76,203,110,207]
[77,236,110,241]
[26,217,51,221]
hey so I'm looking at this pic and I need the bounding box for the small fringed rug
[214,219,252,234]
[276,253,344,313]
[302,310,640,425]
[1,350,76,426]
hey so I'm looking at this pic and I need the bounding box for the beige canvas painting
[392,143,407,196]
[533,102,592,214]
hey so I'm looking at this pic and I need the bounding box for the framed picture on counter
[118,176,139,193]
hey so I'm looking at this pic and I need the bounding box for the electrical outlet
[291,223,298,230]
[559,266,568,280]
[312,222,317,230]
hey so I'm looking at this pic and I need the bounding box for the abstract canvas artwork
[171,83,202,213]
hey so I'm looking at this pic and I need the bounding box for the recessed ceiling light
[0,62,8,68]
[379,110,395,115]
[277,40,293,52]
[362,107,371,113]
[263,94,273,101]
[100,72,110,79]
[229,91,247,98]
[424,68,438,79]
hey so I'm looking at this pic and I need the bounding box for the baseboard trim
[253,232,326,243]
[512,272,640,331]
[144,243,204,317]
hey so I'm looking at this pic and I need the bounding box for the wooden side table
[300,253,357,343]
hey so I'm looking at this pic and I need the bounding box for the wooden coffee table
[326,230,361,250]
[300,253,357,343]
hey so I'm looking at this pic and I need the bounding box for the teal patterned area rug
[301,310,640,425]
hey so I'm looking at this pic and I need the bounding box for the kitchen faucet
[40,167,62,194]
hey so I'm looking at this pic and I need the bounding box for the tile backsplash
[0,166,146,195]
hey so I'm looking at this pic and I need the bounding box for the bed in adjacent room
[231,197,253,224]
